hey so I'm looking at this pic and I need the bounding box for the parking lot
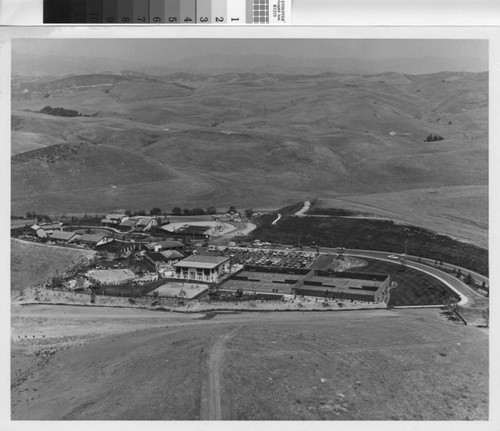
[208,247,319,269]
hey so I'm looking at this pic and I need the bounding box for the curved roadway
[337,249,488,310]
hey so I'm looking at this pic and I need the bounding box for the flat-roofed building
[173,255,230,283]
[293,270,390,302]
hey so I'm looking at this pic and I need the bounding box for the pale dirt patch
[86,268,135,284]
[295,200,311,217]
[148,282,209,299]
[163,221,236,237]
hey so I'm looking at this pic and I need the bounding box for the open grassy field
[11,71,487,226]
[11,306,488,420]
[10,239,95,296]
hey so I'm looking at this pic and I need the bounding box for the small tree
[191,208,205,215]
[227,206,237,214]
[464,273,473,285]
[206,206,217,215]
[245,208,254,219]
[150,207,162,216]
[172,207,182,216]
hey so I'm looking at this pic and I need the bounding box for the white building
[173,255,230,283]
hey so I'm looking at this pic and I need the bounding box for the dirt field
[163,221,235,237]
[86,268,135,284]
[11,239,95,296]
[11,305,488,420]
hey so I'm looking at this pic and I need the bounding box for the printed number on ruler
[43,0,290,24]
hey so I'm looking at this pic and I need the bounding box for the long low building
[293,269,391,302]
[220,266,390,302]
[173,255,230,283]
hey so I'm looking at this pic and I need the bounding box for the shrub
[424,134,444,142]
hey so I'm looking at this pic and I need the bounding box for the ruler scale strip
[44,0,290,24]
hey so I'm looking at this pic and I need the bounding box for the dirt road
[203,326,244,420]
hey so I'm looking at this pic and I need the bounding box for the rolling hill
[11,71,488,245]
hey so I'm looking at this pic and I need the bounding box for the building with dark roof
[95,241,136,259]
[77,232,113,248]
[118,219,138,231]
[48,231,81,243]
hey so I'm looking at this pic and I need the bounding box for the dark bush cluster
[39,106,80,117]
[424,134,444,142]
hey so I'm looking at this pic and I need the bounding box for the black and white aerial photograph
[9,35,490,422]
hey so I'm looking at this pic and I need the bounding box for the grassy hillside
[11,71,487,244]
[10,239,95,295]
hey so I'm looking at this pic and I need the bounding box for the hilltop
[11,71,487,245]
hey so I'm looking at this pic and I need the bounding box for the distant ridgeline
[38,106,81,117]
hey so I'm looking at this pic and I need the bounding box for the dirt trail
[294,200,311,217]
[203,326,244,420]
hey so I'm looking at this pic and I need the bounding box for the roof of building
[160,250,184,260]
[79,232,110,243]
[119,220,137,227]
[96,241,135,253]
[104,213,128,220]
[49,231,79,241]
[174,254,229,269]
[145,240,184,250]
[146,252,169,263]
[32,222,63,231]
[136,217,156,227]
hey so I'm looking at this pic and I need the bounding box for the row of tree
[25,211,51,222]
[170,206,254,218]
[22,205,256,224]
